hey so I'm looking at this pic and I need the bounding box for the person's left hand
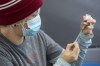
[81,15,96,35]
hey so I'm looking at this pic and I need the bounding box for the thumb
[73,43,80,55]
[66,44,74,51]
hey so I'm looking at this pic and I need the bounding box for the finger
[83,17,96,25]
[81,22,88,30]
[82,15,96,23]
[87,25,94,29]
[81,20,91,30]
[88,18,96,25]
[73,42,79,48]
[82,28,93,35]
[84,24,94,30]
[72,43,80,55]
[81,21,95,30]
[70,44,75,51]
[93,19,96,23]
[70,42,78,51]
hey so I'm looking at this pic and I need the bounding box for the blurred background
[40,0,100,66]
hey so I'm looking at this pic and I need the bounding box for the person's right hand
[61,42,80,63]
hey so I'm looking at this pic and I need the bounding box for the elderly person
[0,0,96,66]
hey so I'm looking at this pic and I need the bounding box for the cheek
[16,25,23,34]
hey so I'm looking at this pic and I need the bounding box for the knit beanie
[0,0,43,25]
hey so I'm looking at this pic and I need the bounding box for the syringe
[71,14,92,66]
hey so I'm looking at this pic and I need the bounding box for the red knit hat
[0,0,43,25]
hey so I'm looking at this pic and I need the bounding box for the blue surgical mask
[22,15,41,36]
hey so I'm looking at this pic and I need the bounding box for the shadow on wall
[41,0,100,48]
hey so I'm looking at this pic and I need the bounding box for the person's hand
[61,42,80,63]
[81,15,96,35]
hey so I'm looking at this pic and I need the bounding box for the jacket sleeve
[53,57,71,66]
[71,31,94,66]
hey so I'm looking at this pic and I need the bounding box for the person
[0,0,96,66]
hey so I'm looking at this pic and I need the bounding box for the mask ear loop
[20,20,26,30]
[20,20,27,36]
[20,19,27,28]
[20,20,24,26]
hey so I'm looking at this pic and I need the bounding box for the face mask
[22,15,41,36]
